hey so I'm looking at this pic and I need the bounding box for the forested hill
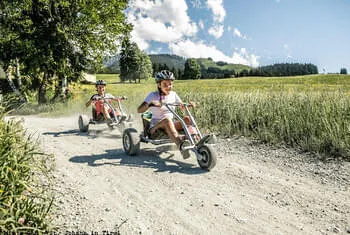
[101,54,252,77]
[149,54,252,78]
[149,54,186,70]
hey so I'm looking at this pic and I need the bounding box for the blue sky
[126,0,350,73]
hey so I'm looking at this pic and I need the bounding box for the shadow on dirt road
[69,148,207,175]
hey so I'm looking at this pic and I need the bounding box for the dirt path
[17,115,350,234]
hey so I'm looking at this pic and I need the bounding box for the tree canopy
[183,58,201,80]
[119,37,152,83]
[0,0,131,103]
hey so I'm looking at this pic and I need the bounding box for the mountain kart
[78,97,133,132]
[122,103,217,171]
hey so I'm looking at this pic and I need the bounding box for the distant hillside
[196,58,251,78]
[149,54,186,70]
[101,53,252,78]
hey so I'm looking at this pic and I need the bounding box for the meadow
[13,73,350,160]
[64,73,350,160]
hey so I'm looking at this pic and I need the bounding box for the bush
[0,108,54,233]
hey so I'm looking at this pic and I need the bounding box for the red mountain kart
[122,103,217,171]
[78,96,133,132]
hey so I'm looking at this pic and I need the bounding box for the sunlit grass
[13,73,350,160]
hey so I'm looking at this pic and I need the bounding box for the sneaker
[179,140,191,159]
[106,118,113,126]
[181,150,191,159]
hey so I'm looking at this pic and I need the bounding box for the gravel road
[17,115,350,234]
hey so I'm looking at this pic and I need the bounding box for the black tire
[123,128,140,155]
[78,115,89,132]
[197,144,217,171]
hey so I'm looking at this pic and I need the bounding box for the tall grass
[184,91,350,160]
[0,108,54,233]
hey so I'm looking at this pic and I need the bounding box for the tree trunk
[15,58,23,90]
[51,73,68,102]
[38,72,48,104]
[4,64,26,103]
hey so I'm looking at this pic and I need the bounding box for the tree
[139,52,153,82]
[0,0,131,103]
[340,68,348,75]
[183,58,201,80]
[119,37,152,83]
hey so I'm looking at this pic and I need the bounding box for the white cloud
[206,0,226,39]
[208,25,224,38]
[127,0,197,48]
[169,39,260,67]
[126,0,259,67]
[206,0,226,23]
[190,0,204,8]
[233,28,242,38]
[198,20,204,30]
[233,48,260,67]
[130,30,149,50]
[233,28,249,40]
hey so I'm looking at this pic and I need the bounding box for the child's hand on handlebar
[189,101,196,108]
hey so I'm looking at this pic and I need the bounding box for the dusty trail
[17,115,350,234]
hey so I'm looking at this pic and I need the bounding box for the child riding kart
[122,71,217,170]
[78,80,132,132]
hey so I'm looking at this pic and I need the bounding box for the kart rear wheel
[78,115,89,132]
[123,128,140,156]
[197,144,217,171]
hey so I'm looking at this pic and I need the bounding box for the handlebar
[92,96,127,102]
[164,102,192,107]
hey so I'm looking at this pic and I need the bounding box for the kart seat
[142,111,168,139]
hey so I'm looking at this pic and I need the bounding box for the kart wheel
[78,115,89,132]
[197,144,217,171]
[123,128,140,156]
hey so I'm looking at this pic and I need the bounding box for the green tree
[183,58,201,80]
[340,68,348,75]
[119,38,152,83]
[139,52,153,82]
[0,0,131,103]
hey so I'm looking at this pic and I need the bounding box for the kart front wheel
[78,115,89,132]
[197,144,217,171]
[123,128,140,156]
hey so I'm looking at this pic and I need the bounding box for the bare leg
[150,118,182,146]
[174,116,191,130]
[101,104,111,120]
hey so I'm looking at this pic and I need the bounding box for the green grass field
[16,73,350,160]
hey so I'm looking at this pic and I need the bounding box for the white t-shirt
[144,91,182,127]
[90,93,115,100]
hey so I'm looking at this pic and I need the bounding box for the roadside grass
[184,91,350,160]
[0,107,54,233]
